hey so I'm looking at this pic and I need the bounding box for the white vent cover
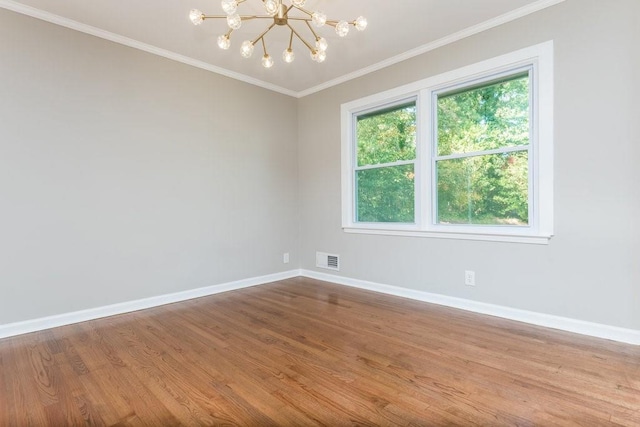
[316,252,340,271]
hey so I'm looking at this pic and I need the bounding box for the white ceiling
[1,0,561,96]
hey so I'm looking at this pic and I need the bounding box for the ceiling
[1,0,561,96]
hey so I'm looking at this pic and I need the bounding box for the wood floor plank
[0,338,20,426]
[123,319,275,425]
[141,306,320,425]
[5,336,51,425]
[1,277,639,425]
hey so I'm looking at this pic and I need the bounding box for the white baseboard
[300,269,640,346]
[3,269,638,346]
[0,270,300,340]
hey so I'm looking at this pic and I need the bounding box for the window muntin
[354,101,417,223]
[434,71,531,227]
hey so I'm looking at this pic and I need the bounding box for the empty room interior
[1,0,639,425]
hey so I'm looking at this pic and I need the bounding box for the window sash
[431,68,534,230]
[352,97,419,225]
[354,163,417,224]
[433,150,530,227]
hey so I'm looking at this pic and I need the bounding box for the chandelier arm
[303,20,319,40]
[202,14,273,21]
[240,15,275,21]
[288,29,294,50]
[285,13,341,27]
[291,6,312,16]
[289,6,344,23]
[261,37,268,56]
[202,15,230,20]
[252,22,277,44]
[287,23,315,53]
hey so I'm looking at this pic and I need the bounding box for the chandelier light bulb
[240,40,255,58]
[221,0,238,15]
[311,49,326,63]
[189,9,204,25]
[227,14,242,29]
[264,0,278,16]
[217,34,231,50]
[355,16,368,31]
[283,48,295,63]
[262,54,274,68]
[315,37,328,52]
[292,0,306,6]
[312,11,327,27]
[335,20,350,37]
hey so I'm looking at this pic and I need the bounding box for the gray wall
[298,0,640,330]
[0,9,299,324]
[2,0,638,332]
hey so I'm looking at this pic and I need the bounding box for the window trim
[341,41,554,244]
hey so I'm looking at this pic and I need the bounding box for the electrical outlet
[465,270,476,286]
[283,252,290,264]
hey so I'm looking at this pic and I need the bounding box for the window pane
[437,73,530,156]
[357,103,416,167]
[436,151,529,226]
[357,165,415,223]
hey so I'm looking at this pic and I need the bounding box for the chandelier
[189,0,367,68]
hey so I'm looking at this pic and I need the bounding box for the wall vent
[316,252,340,271]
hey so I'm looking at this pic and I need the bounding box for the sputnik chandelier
[189,0,367,68]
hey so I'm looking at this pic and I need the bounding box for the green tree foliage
[357,165,414,222]
[437,75,530,156]
[437,152,529,225]
[356,104,416,222]
[357,103,416,166]
[437,74,530,225]
[354,73,530,226]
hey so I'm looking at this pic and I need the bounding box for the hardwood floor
[1,277,639,426]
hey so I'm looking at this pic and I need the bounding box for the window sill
[343,227,553,245]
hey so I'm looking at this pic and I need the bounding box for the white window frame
[341,41,554,244]
[351,97,420,230]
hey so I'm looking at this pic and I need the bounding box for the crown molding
[0,0,298,97]
[296,0,567,97]
[0,0,566,98]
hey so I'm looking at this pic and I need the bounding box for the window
[356,101,417,223]
[341,42,553,244]
[435,71,531,227]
